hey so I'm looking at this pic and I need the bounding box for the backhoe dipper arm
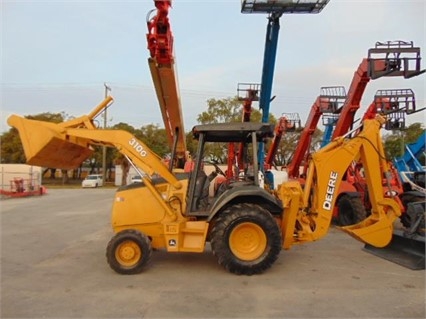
[279,116,401,249]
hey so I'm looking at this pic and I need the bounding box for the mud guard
[207,184,283,222]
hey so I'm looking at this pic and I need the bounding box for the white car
[82,174,103,188]
[130,175,143,184]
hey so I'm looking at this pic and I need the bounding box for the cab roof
[191,122,275,143]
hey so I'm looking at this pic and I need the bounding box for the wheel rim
[229,222,267,261]
[115,240,142,267]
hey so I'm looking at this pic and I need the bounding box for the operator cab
[186,122,275,216]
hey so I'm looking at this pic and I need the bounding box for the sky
[1,0,425,135]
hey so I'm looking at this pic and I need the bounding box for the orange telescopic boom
[146,0,187,168]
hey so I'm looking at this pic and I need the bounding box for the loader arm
[279,116,401,249]
[8,102,184,221]
[7,95,183,191]
[8,115,181,189]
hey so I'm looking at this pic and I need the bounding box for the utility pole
[102,83,111,184]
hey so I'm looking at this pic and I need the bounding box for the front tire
[210,203,282,275]
[106,229,152,275]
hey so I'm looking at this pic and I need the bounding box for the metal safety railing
[368,41,426,79]
[319,86,347,114]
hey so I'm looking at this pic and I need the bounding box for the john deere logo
[323,171,338,211]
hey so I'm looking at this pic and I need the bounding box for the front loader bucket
[8,115,93,170]
[363,230,425,270]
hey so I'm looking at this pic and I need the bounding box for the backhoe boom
[279,116,401,249]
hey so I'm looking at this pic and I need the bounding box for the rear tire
[399,192,425,231]
[210,203,282,275]
[106,229,152,275]
[337,195,367,226]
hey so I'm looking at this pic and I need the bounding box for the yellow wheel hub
[229,222,267,261]
[115,240,142,267]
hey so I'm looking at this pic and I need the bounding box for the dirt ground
[1,188,425,318]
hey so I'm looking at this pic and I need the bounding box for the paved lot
[1,189,425,318]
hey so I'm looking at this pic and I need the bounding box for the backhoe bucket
[340,214,394,248]
[8,115,93,170]
[363,230,425,270]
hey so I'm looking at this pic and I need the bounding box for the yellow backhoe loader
[8,97,424,275]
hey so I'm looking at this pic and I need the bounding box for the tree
[404,123,424,143]
[197,96,276,124]
[197,97,242,124]
[274,131,300,167]
[0,128,26,164]
[138,124,169,157]
[185,131,198,159]
[383,123,425,160]
[271,127,323,168]
[26,112,66,123]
